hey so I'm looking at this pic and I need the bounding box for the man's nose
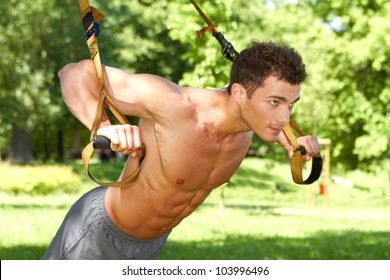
[277,107,291,126]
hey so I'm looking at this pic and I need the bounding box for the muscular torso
[105,87,253,239]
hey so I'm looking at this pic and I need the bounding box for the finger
[298,136,313,153]
[131,126,142,150]
[127,125,143,156]
[126,126,140,157]
[96,125,142,155]
[119,125,142,156]
[313,136,321,155]
[121,124,133,152]
[109,124,129,153]
[305,136,319,156]
[303,154,313,162]
[97,126,119,147]
[106,127,125,153]
[277,132,294,158]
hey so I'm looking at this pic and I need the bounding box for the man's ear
[231,83,246,105]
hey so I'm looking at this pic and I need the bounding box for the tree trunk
[10,128,34,164]
[44,128,49,162]
[71,127,82,159]
[57,130,64,162]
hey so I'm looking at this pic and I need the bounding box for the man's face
[241,76,301,142]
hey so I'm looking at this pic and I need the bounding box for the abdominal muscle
[104,167,218,240]
[103,110,252,239]
[104,139,249,240]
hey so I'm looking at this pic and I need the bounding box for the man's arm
[58,60,111,131]
[58,59,178,155]
[58,60,156,127]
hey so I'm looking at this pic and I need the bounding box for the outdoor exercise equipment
[190,0,323,184]
[77,0,145,188]
[77,0,322,187]
[306,139,331,206]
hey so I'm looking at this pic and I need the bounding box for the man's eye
[289,103,295,109]
[270,100,279,105]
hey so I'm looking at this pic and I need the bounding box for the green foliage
[0,0,86,161]
[0,163,83,195]
[0,0,389,171]
[0,158,389,259]
[300,0,390,169]
[160,207,390,260]
[97,0,193,82]
[162,157,390,259]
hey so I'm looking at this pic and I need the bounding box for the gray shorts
[42,186,171,260]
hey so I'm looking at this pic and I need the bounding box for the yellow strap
[195,25,218,38]
[190,0,322,184]
[190,0,217,31]
[77,0,144,188]
[81,142,145,187]
[282,121,323,184]
[78,0,321,186]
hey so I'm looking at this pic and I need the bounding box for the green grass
[0,158,389,259]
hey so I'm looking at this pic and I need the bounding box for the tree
[300,0,390,170]
[1,0,388,173]
[166,0,390,172]
[1,0,97,163]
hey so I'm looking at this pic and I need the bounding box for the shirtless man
[42,41,320,259]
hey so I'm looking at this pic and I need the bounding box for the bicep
[103,66,180,120]
[59,61,110,129]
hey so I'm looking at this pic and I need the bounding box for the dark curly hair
[227,41,307,97]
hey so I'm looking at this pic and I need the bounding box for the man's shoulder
[131,74,184,96]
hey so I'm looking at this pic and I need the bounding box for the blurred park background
[0,0,389,259]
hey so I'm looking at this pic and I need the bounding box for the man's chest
[151,124,252,189]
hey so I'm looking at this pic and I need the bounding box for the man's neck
[196,89,251,139]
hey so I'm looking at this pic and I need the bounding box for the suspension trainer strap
[282,120,323,184]
[77,0,145,188]
[190,0,322,184]
[190,0,239,62]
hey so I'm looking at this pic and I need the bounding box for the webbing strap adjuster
[213,32,239,62]
[78,0,144,188]
[190,0,323,185]
[82,11,100,40]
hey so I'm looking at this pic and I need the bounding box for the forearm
[58,60,110,130]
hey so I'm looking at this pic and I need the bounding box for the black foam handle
[93,135,111,149]
[298,145,307,156]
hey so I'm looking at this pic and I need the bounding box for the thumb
[277,132,294,159]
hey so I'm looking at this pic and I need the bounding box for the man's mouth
[269,126,282,135]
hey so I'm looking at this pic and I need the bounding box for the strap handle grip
[190,0,322,184]
[93,135,111,149]
[283,120,323,185]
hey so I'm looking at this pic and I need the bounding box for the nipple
[176,178,185,185]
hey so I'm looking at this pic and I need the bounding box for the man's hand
[96,124,142,157]
[277,132,320,161]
